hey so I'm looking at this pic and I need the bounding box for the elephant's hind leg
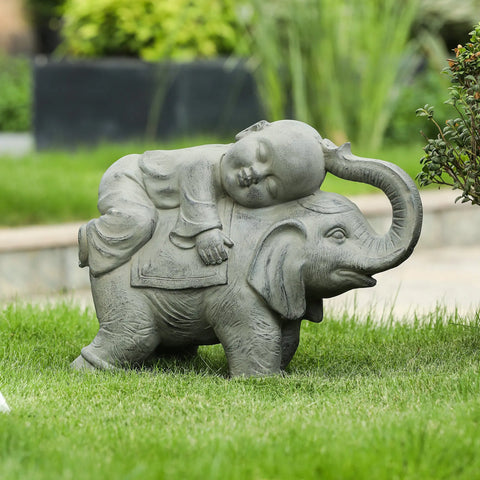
[79,312,161,370]
[73,264,160,370]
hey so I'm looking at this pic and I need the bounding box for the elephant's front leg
[206,288,282,377]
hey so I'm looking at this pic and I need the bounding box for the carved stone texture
[72,120,423,377]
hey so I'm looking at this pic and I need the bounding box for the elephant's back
[228,199,306,264]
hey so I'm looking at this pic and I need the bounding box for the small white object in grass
[0,391,10,413]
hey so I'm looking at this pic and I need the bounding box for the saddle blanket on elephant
[131,200,233,289]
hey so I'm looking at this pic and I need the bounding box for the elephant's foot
[229,368,284,379]
[71,347,119,371]
[71,354,96,371]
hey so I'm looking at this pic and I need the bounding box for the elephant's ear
[247,220,307,321]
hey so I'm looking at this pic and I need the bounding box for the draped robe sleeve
[140,149,223,249]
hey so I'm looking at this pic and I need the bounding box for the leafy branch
[416,23,480,205]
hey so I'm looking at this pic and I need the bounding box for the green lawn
[0,303,479,480]
[0,140,427,227]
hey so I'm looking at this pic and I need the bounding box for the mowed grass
[0,303,479,480]
[0,140,426,227]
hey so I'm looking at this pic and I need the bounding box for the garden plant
[417,22,480,205]
[242,0,420,150]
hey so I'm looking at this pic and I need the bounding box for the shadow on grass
[139,344,230,378]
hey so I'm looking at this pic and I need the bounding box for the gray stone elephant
[72,141,422,377]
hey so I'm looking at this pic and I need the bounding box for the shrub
[0,55,31,132]
[417,22,480,205]
[59,0,248,61]
[386,66,453,145]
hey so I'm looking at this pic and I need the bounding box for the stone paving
[0,132,33,157]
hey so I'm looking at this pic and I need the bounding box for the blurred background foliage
[0,0,479,149]
[25,0,64,54]
[58,0,249,60]
[0,54,31,131]
[0,0,479,225]
[244,0,420,150]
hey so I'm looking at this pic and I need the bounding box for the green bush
[0,56,31,132]
[386,66,454,145]
[59,0,248,60]
[417,22,480,205]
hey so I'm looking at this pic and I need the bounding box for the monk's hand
[196,228,234,265]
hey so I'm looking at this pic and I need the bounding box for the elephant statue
[72,139,422,377]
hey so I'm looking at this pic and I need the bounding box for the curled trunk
[323,140,423,272]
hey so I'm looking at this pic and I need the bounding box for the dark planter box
[33,57,264,149]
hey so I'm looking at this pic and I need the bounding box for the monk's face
[220,120,325,208]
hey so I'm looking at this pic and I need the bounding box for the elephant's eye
[326,227,347,243]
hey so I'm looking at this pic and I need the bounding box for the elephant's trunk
[323,140,423,273]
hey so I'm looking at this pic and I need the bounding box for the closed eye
[256,141,269,164]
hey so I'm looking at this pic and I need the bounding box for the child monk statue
[78,120,326,276]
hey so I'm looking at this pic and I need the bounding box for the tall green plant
[244,0,419,149]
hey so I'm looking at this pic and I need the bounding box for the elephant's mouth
[336,270,377,288]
